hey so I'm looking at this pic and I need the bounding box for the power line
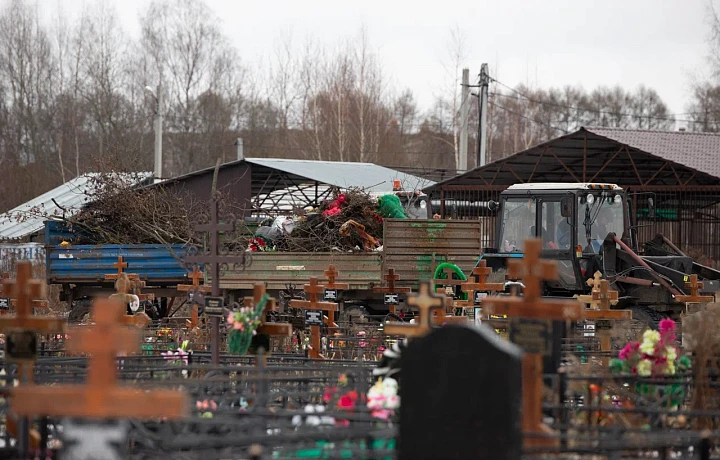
[488,100,569,134]
[489,77,704,125]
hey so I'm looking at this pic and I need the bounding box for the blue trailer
[45,221,189,320]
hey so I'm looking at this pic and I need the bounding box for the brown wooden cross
[373,268,411,316]
[321,264,349,326]
[0,261,65,450]
[577,272,631,365]
[184,197,245,365]
[457,260,505,308]
[244,283,292,339]
[384,281,446,338]
[482,239,585,448]
[675,274,714,303]
[290,277,338,359]
[178,265,213,330]
[11,298,188,419]
[104,256,134,281]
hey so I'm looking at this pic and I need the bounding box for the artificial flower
[642,330,661,345]
[636,359,652,377]
[659,318,676,334]
[639,340,656,355]
[666,346,677,362]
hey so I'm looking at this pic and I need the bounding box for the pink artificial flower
[619,343,635,360]
[371,409,393,421]
[659,319,676,334]
[233,321,244,331]
[227,313,235,324]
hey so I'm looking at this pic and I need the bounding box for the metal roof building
[425,127,720,262]
[155,158,435,216]
[0,173,152,242]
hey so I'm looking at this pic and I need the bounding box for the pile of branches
[31,172,244,246]
[275,188,384,252]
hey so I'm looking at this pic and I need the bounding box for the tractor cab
[485,183,628,295]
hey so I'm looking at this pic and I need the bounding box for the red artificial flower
[323,386,337,403]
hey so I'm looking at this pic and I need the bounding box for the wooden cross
[577,272,631,366]
[482,239,585,448]
[0,261,65,451]
[290,277,338,359]
[244,283,292,338]
[373,268,411,315]
[11,298,188,419]
[384,281,446,338]
[321,264,349,326]
[104,256,135,282]
[457,260,505,308]
[184,197,245,365]
[178,265,212,329]
[675,274,714,303]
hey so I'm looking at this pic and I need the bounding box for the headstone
[399,325,523,460]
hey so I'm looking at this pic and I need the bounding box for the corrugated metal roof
[585,127,720,180]
[0,173,152,241]
[244,158,435,193]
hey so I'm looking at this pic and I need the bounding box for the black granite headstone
[399,325,523,460]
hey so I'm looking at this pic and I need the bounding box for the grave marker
[321,264,348,326]
[107,273,151,328]
[178,265,212,329]
[373,268,411,316]
[399,318,523,460]
[11,298,188,419]
[482,238,585,447]
[244,283,292,338]
[290,277,338,359]
[577,272,632,366]
[676,274,714,304]
[185,196,248,365]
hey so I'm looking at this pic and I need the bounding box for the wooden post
[482,239,585,448]
[290,278,338,359]
[11,298,188,419]
[373,268,411,316]
[577,271,632,366]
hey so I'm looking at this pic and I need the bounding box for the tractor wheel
[69,299,92,322]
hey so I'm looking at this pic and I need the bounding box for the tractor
[481,182,720,327]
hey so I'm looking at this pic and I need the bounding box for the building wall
[159,163,253,216]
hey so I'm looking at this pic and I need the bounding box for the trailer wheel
[69,299,92,322]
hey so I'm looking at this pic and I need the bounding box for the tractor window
[577,194,624,252]
[498,199,536,253]
[541,201,571,250]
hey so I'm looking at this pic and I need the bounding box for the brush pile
[260,188,404,252]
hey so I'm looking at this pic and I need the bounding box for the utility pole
[145,84,163,180]
[458,68,470,173]
[478,63,489,167]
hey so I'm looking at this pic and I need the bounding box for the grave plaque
[5,330,37,361]
[508,318,552,355]
[324,289,338,301]
[474,291,487,305]
[204,297,224,316]
[62,418,129,460]
[384,294,399,305]
[400,326,523,460]
[305,310,323,326]
[0,297,8,310]
[595,319,613,330]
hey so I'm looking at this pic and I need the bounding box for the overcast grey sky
[52,0,711,120]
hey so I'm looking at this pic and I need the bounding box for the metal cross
[178,265,212,330]
[184,197,246,365]
[11,299,188,419]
